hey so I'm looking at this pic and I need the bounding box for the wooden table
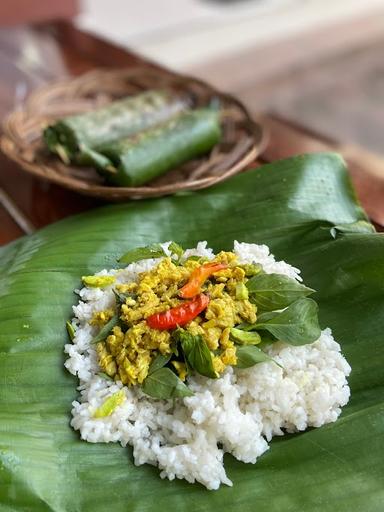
[1,21,384,246]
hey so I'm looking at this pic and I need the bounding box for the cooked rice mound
[65,241,351,490]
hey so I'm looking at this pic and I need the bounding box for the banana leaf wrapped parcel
[96,108,221,186]
[43,89,188,166]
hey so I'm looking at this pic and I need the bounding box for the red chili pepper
[179,262,228,299]
[146,293,210,330]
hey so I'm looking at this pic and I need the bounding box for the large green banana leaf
[0,153,383,512]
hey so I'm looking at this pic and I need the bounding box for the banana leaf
[0,153,383,511]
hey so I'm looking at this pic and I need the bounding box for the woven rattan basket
[1,67,267,200]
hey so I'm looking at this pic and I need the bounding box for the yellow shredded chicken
[96,252,257,385]
[172,361,187,381]
[90,309,115,327]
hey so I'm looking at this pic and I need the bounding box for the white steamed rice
[64,241,351,490]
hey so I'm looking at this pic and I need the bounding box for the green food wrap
[97,108,221,187]
[43,90,187,165]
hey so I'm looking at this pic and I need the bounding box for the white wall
[77,0,384,71]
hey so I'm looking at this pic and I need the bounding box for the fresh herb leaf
[118,243,166,264]
[82,275,116,288]
[177,330,217,378]
[93,389,126,418]
[230,327,261,345]
[168,241,184,260]
[148,353,172,375]
[256,311,279,323]
[142,368,193,399]
[235,282,249,300]
[257,338,277,350]
[246,273,314,311]
[235,345,276,369]
[91,315,119,344]
[253,298,321,345]
[66,321,75,341]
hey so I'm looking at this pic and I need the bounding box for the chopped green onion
[235,282,249,300]
[230,327,261,345]
[82,275,116,288]
[66,321,75,340]
[93,390,126,418]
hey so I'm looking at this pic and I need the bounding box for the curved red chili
[146,293,210,330]
[179,262,227,299]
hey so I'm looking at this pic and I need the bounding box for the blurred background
[1,0,384,151]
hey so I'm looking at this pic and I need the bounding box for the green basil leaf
[246,273,315,311]
[253,298,321,346]
[168,241,184,260]
[118,243,166,264]
[256,311,279,324]
[230,328,261,345]
[177,330,217,379]
[236,313,277,332]
[91,315,119,344]
[142,368,193,399]
[235,345,275,369]
[148,353,172,375]
[257,338,277,350]
[66,321,75,341]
